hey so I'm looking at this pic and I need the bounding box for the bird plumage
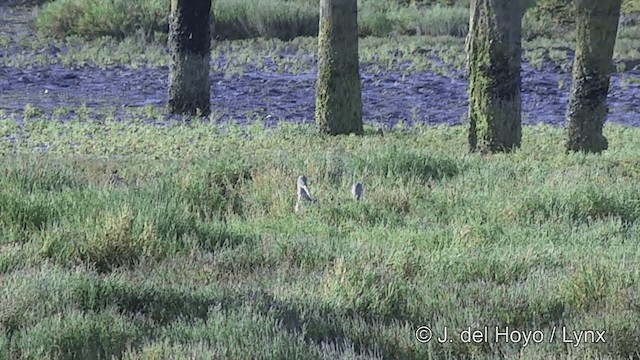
[295,175,317,212]
[351,182,363,201]
[294,176,363,213]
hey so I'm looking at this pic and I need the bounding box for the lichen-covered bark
[315,0,363,135]
[168,0,212,116]
[565,0,622,153]
[467,0,525,153]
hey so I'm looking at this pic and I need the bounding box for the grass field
[27,0,566,41]
[3,0,640,358]
[26,0,640,42]
[1,115,640,359]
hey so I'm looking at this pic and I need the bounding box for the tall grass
[33,0,168,39]
[32,0,640,41]
[214,0,319,40]
[1,115,640,358]
[33,0,492,40]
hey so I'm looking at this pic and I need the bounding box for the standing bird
[295,175,317,213]
[351,182,363,201]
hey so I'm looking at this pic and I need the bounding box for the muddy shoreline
[2,6,640,128]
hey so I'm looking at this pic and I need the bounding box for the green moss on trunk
[564,0,622,154]
[168,0,212,116]
[467,0,525,153]
[315,0,363,136]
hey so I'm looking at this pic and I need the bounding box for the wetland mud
[2,6,640,128]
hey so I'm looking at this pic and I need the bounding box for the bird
[351,182,363,201]
[295,175,317,212]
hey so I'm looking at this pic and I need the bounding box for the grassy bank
[3,30,640,78]
[31,0,556,41]
[30,0,640,41]
[1,115,640,358]
[32,0,466,40]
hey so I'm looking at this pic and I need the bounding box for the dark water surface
[3,62,640,128]
[2,6,640,128]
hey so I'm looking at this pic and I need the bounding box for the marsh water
[2,6,640,128]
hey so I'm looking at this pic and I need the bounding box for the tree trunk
[168,0,212,116]
[467,0,525,153]
[565,0,622,153]
[315,0,363,135]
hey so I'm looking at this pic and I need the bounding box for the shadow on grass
[62,278,413,357]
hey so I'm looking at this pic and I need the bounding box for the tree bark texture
[168,0,212,116]
[467,0,525,153]
[315,0,363,135]
[565,0,622,153]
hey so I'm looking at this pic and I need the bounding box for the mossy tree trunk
[565,0,622,153]
[315,0,363,135]
[168,0,212,116]
[467,0,525,153]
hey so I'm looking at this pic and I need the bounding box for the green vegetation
[30,0,640,41]
[35,0,634,39]
[3,0,640,358]
[529,0,640,26]
[2,30,640,77]
[1,113,640,358]
[33,0,474,40]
